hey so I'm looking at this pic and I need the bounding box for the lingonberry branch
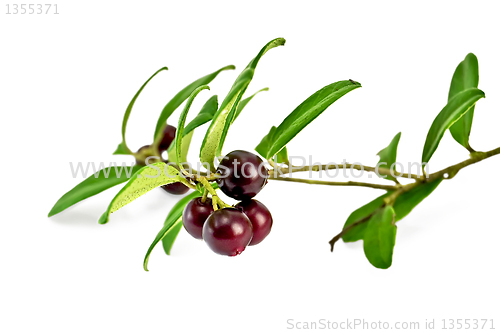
[267,146,500,187]
[163,146,500,210]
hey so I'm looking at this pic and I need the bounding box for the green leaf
[392,178,442,220]
[255,126,290,163]
[342,179,442,242]
[167,95,219,164]
[161,218,183,257]
[145,183,219,270]
[261,80,362,159]
[233,87,269,122]
[255,126,277,159]
[422,88,484,164]
[341,193,390,243]
[449,53,479,151]
[117,67,168,155]
[174,85,210,169]
[48,165,142,217]
[376,132,401,182]
[183,95,219,135]
[98,163,188,224]
[153,65,235,141]
[276,146,289,164]
[200,38,286,172]
[168,131,193,165]
[363,205,397,269]
[144,216,182,271]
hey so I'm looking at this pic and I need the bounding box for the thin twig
[428,147,500,181]
[271,163,422,180]
[201,189,208,203]
[329,213,375,252]
[268,176,397,191]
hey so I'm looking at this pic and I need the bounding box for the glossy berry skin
[216,150,268,201]
[203,208,253,256]
[183,197,214,239]
[159,125,176,151]
[236,200,273,246]
[161,181,189,195]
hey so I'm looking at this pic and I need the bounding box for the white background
[1,1,499,331]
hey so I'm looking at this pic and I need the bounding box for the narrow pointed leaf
[174,85,210,169]
[48,165,142,217]
[168,95,218,164]
[363,206,397,269]
[168,131,193,165]
[144,216,182,271]
[117,67,168,155]
[161,218,183,257]
[422,87,484,164]
[183,95,219,135]
[98,163,188,224]
[449,53,479,150]
[153,65,235,140]
[233,87,269,122]
[200,38,285,172]
[376,132,401,181]
[263,80,362,159]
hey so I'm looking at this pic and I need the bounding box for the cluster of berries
[184,150,272,256]
[137,125,273,256]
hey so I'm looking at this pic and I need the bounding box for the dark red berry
[182,197,214,239]
[236,200,273,245]
[216,150,268,201]
[161,181,189,195]
[203,208,253,256]
[159,125,176,151]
